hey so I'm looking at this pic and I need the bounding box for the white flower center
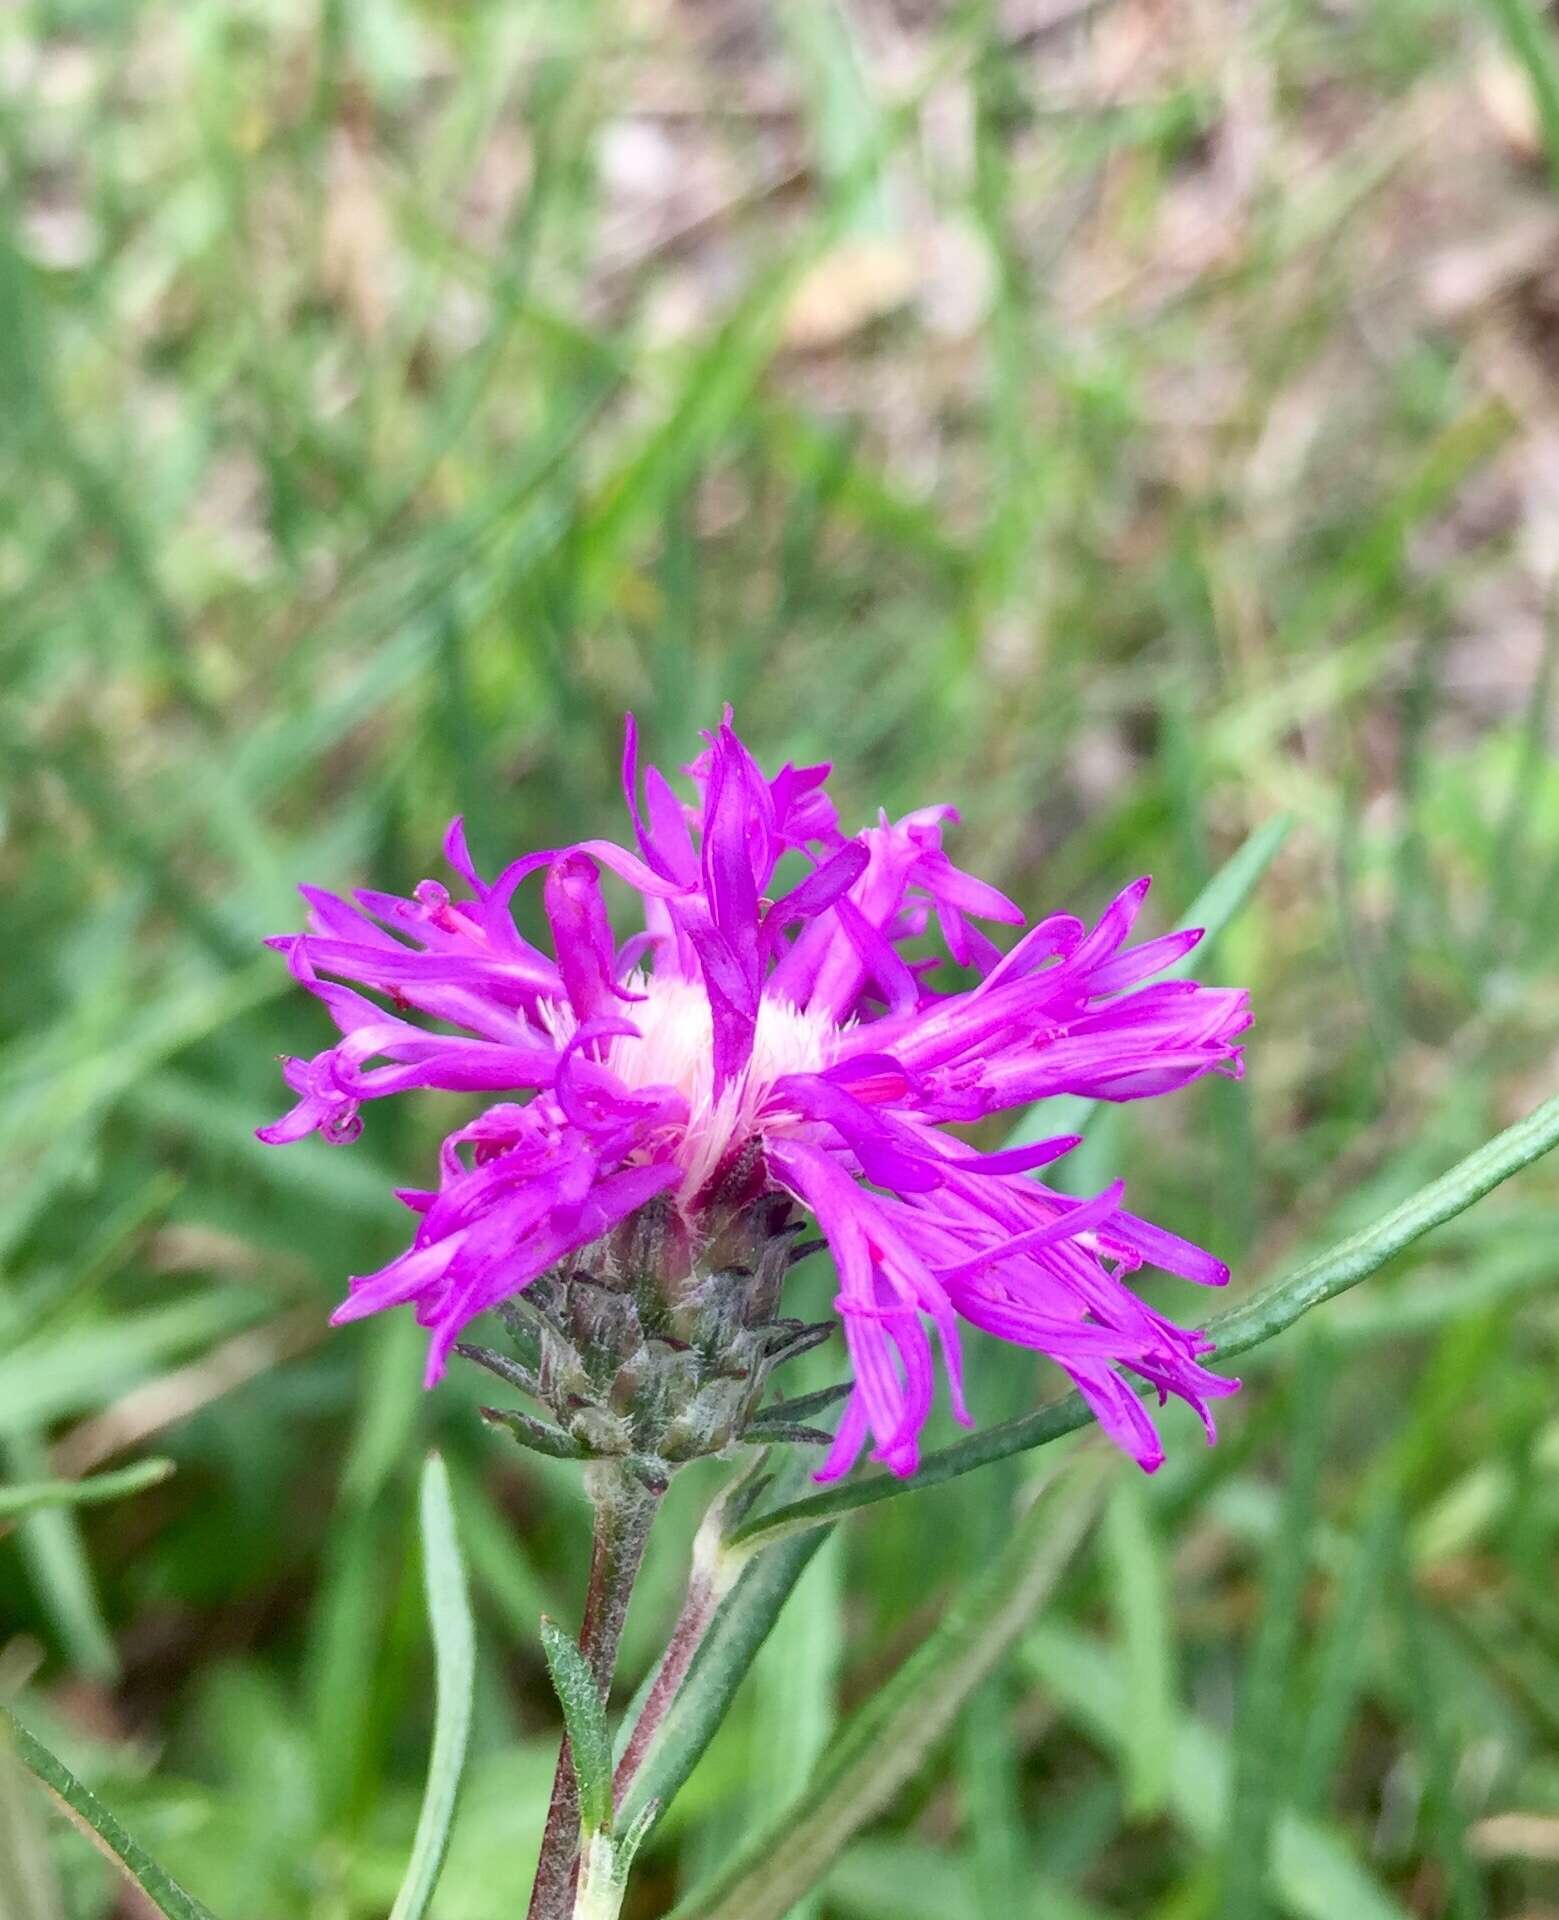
[542,975,834,1200]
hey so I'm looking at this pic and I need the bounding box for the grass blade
[747,1531,843,1920]
[0,1716,64,1920]
[1,1433,117,1682]
[0,1708,220,1920]
[1482,0,1559,193]
[388,1453,476,1920]
[1168,815,1295,970]
[1101,1472,1175,1819]
[1205,1093,1559,1356]
[1293,1487,1400,1814]
[1024,1627,1411,1920]
[622,1531,828,1834]
[0,1458,175,1524]
[1218,1338,1332,1920]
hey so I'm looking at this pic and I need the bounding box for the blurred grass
[2,1,1559,1916]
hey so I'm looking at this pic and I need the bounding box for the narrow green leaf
[668,1460,1107,1920]
[540,1617,615,1840]
[340,1310,426,1507]
[0,1294,271,1437]
[0,1709,220,1920]
[1166,814,1294,970]
[1484,594,1559,965]
[1388,1535,1489,1920]
[1482,0,1559,194]
[0,1716,64,1920]
[1292,1487,1398,1815]
[778,0,892,232]
[823,1836,1116,1920]
[959,1677,1025,1920]
[1101,1472,1175,1818]
[612,1796,659,1884]
[306,1501,395,1827]
[1,1433,117,1682]
[480,1404,586,1461]
[732,1091,1559,1545]
[0,1458,175,1523]
[748,1530,843,1920]
[746,1382,853,1430]
[388,1453,476,1920]
[1204,1093,1559,1357]
[1219,1339,1332,1920]
[2,1171,181,1345]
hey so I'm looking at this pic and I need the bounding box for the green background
[4,1,1559,1914]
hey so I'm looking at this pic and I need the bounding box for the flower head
[260,713,1250,1478]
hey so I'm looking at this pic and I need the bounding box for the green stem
[527,1464,659,1920]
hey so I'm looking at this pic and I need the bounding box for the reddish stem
[612,1568,724,1810]
[526,1466,658,1920]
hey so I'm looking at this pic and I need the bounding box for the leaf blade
[0,1708,220,1920]
[388,1453,476,1920]
[540,1616,615,1840]
[0,1458,175,1523]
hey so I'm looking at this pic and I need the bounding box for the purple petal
[545,853,623,1022]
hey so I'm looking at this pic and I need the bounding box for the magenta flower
[259,714,1250,1478]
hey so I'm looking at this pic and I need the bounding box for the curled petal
[772,1073,942,1193]
[443,816,487,897]
[546,853,625,1021]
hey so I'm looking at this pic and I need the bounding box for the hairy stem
[612,1451,780,1811]
[613,1567,724,1810]
[527,1465,659,1920]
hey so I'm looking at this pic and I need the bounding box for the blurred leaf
[389,1454,475,1920]
[1100,1472,1174,1819]
[1,1432,117,1682]
[0,1294,275,1437]
[1218,1338,1332,1920]
[1024,1628,1411,1920]
[824,1837,1117,1920]
[1482,0,1559,192]
[0,1456,175,1522]
[747,1528,843,1920]
[1293,1485,1400,1814]
[306,1499,398,1827]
